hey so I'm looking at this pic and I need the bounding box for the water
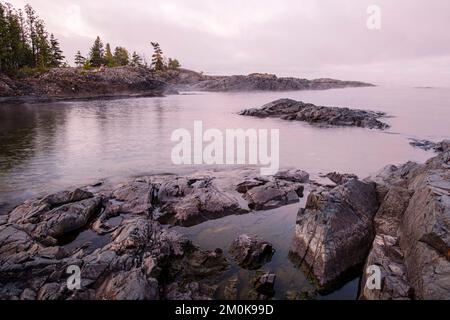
[0,86,449,299]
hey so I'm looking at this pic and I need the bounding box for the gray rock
[240,98,389,129]
[229,234,274,270]
[289,178,379,290]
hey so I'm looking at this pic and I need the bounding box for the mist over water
[1,86,448,208]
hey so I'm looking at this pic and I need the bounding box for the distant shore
[0,66,374,103]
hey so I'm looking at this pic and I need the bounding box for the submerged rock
[229,234,274,270]
[240,98,389,129]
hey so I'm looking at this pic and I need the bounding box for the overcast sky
[9,0,450,86]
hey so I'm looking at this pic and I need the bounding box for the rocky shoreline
[239,98,389,129]
[0,141,448,300]
[0,67,374,102]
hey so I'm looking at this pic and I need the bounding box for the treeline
[0,2,65,72]
[76,37,181,72]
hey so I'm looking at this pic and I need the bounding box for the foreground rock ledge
[0,169,307,300]
[240,98,389,129]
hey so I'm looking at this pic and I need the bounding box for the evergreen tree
[34,19,51,68]
[104,43,114,67]
[0,2,62,72]
[74,50,85,67]
[89,36,104,67]
[168,58,181,70]
[130,51,142,67]
[113,46,129,66]
[150,42,164,72]
[49,34,64,67]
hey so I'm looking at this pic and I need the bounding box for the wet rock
[223,276,238,300]
[289,178,379,290]
[240,179,304,210]
[153,176,247,226]
[251,271,276,297]
[240,98,389,129]
[285,289,317,300]
[229,234,274,270]
[182,248,229,279]
[408,138,438,151]
[164,282,217,300]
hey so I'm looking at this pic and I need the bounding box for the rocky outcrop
[229,234,274,270]
[186,73,373,92]
[360,140,450,300]
[408,138,450,153]
[239,98,389,129]
[289,178,379,290]
[0,169,307,300]
[0,67,167,101]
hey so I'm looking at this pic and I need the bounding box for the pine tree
[89,36,104,67]
[34,19,51,68]
[130,51,142,67]
[150,42,164,72]
[168,58,181,70]
[113,46,129,66]
[74,50,85,67]
[49,34,64,67]
[104,43,114,67]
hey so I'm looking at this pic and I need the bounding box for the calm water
[0,86,449,299]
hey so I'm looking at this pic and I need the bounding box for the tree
[49,33,64,67]
[150,42,164,72]
[104,43,114,67]
[168,58,181,70]
[130,51,142,67]
[74,50,85,67]
[113,46,129,66]
[89,36,104,67]
[34,18,52,68]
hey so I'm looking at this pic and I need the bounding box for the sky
[9,0,450,86]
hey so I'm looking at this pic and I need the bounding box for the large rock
[360,143,450,300]
[289,178,379,290]
[240,98,389,129]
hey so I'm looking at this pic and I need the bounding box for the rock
[187,73,373,92]
[240,98,389,129]
[153,176,247,226]
[285,289,317,300]
[325,172,358,185]
[223,276,238,300]
[229,234,274,270]
[251,271,276,297]
[96,269,159,300]
[239,178,304,210]
[274,169,310,183]
[398,169,450,299]
[289,178,379,290]
[360,142,450,299]
[164,282,217,300]
[359,235,412,300]
[408,138,438,151]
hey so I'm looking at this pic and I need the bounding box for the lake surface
[0,86,449,299]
